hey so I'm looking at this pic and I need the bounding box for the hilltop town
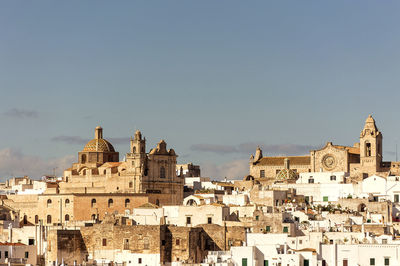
[0,115,400,266]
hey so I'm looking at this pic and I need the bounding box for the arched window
[35,215,39,224]
[366,142,372,157]
[125,199,130,208]
[160,166,166,178]
[65,199,70,207]
[81,154,86,164]
[108,199,113,207]
[91,199,96,207]
[23,215,27,225]
[91,214,96,220]
[83,169,86,175]
[65,214,70,221]
[47,199,52,207]
[156,199,160,206]
[133,147,136,153]
[47,215,52,224]
[103,170,107,175]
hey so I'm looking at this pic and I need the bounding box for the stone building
[61,127,183,204]
[250,115,400,181]
[46,219,246,265]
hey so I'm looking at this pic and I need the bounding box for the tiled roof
[333,145,360,155]
[136,202,160,209]
[0,242,25,246]
[101,162,123,168]
[256,156,311,166]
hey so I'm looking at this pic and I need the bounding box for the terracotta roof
[136,202,160,209]
[101,162,123,168]
[256,156,311,166]
[0,242,25,246]
[332,145,360,155]
[292,248,316,253]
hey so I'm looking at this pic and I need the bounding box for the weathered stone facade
[62,127,183,204]
[250,115,400,181]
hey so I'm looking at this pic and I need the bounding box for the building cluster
[0,116,400,265]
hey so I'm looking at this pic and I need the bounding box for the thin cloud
[0,148,74,180]
[51,136,129,145]
[201,159,249,180]
[3,108,38,118]
[51,136,89,145]
[108,137,130,145]
[190,144,238,154]
[190,142,320,156]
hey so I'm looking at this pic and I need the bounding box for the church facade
[250,115,400,182]
[61,127,183,205]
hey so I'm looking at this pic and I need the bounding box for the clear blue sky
[1,1,400,179]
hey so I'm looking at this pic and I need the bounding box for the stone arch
[108,199,113,207]
[125,198,130,208]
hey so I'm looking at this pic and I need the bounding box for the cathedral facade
[250,115,400,182]
[62,127,183,205]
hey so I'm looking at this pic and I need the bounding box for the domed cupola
[83,126,116,152]
[78,126,119,164]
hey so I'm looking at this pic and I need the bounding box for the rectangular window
[144,238,149,250]
[370,258,375,265]
[207,217,212,224]
[242,258,247,266]
[385,258,390,265]
[343,259,348,266]
[260,170,265,178]
[29,238,35,245]
[25,251,29,258]
[304,259,309,266]
[186,216,191,225]
[276,169,280,174]
[102,238,107,246]
[308,178,314,184]
[283,226,288,233]
[265,226,270,232]
[330,175,336,181]
[5,251,8,258]
[264,260,269,266]
[382,239,388,244]
[322,260,326,266]
[305,196,309,204]
[255,215,259,221]
[176,238,180,246]
[123,239,129,250]
[323,196,329,202]
[395,194,399,203]
[138,258,142,264]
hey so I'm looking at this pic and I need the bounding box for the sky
[1,1,400,180]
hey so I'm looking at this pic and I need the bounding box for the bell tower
[360,115,382,175]
[130,130,146,154]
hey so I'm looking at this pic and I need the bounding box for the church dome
[82,126,115,152]
[276,168,298,181]
[83,139,115,152]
